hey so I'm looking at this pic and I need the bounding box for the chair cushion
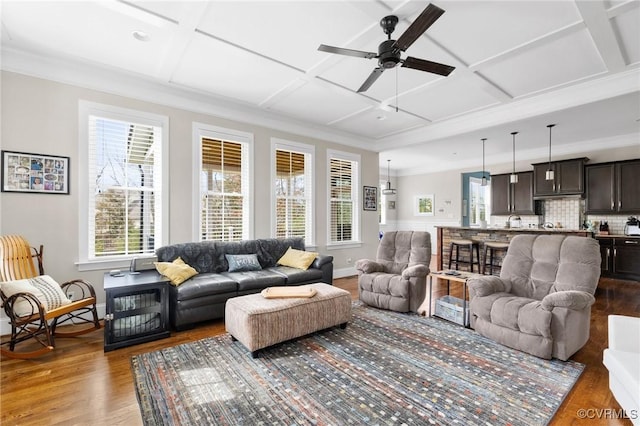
[490,296,552,338]
[0,275,71,316]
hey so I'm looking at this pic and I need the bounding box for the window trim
[326,149,361,248]
[77,100,169,271]
[270,138,315,245]
[192,122,254,242]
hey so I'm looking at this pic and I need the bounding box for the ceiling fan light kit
[546,124,556,181]
[317,3,455,93]
[510,132,519,184]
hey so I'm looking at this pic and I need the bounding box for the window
[79,101,168,268]
[194,123,253,241]
[328,150,360,245]
[469,176,491,226]
[272,139,314,243]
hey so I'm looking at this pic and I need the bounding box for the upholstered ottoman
[225,283,351,357]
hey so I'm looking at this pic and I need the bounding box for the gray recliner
[355,231,431,313]
[467,234,601,360]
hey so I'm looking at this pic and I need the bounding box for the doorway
[462,172,491,227]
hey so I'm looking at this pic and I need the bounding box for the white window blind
[329,152,359,244]
[275,148,313,241]
[87,116,163,258]
[200,138,249,241]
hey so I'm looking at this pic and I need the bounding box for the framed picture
[414,194,434,216]
[363,186,378,211]
[1,150,70,194]
[388,200,396,210]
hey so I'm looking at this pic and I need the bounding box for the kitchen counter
[435,226,593,271]
[595,234,640,239]
[439,226,593,234]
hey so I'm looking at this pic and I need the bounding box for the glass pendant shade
[510,132,518,184]
[381,159,396,195]
[546,124,556,181]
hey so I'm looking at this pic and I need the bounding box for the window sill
[325,241,362,250]
[76,258,134,272]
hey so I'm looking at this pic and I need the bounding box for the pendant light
[510,132,519,184]
[481,138,488,186]
[381,159,396,195]
[545,124,556,181]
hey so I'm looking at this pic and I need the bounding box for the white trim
[270,138,316,245]
[77,100,169,269]
[192,122,255,241]
[333,266,357,279]
[326,149,361,246]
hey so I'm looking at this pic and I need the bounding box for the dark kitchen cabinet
[598,237,613,275]
[596,236,640,280]
[586,160,640,214]
[533,158,586,198]
[491,171,539,215]
[614,238,640,280]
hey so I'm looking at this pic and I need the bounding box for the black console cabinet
[104,271,170,352]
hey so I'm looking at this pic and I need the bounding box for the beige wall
[0,71,381,306]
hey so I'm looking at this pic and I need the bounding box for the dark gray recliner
[355,231,431,313]
[467,234,601,360]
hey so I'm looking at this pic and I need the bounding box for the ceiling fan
[318,3,455,93]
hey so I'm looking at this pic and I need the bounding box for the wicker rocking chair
[0,235,101,359]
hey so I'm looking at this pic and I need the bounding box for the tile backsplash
[491,198,634,234]
[584,214,632,235]
[544,198,581,230]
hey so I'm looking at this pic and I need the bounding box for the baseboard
[334,266,356,279]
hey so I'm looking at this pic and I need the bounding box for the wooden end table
[421,270,483,327]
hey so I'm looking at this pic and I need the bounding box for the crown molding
[0,46,372,150]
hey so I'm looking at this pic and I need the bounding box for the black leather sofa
[156,237,333,330]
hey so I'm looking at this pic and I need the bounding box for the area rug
[131,303,584,425]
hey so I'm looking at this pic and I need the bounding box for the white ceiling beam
[575,0,627,73]
[155,2,211,82]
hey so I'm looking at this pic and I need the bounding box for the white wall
[0,71,381,308]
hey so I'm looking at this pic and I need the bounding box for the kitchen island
[436,226,593,272]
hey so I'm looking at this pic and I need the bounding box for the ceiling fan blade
[318,44,377,59]
[357,68,385,93]
[402,56,455,76]
[393,3,445,52]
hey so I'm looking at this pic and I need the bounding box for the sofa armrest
[540,290,595,311]
[608,315,640,353]
[355,259,384,274]
[402,264,429,279]
[467,276,510,298]
[312,254,333,269]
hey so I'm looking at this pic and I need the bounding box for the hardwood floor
[1,276,637,426]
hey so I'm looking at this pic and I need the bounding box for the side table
[421,271,482,327]
[103,271,170,352]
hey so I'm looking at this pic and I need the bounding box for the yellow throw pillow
[277,247,318,270]
[155,257,198,286]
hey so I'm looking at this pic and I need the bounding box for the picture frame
[414,194,434,216]
[388,200,396,210]
[363,186,378,211]
[1,150,70,194]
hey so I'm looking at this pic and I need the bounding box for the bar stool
[482,241,510,275]
[448,239,480,273]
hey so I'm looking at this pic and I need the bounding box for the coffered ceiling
[2,0,639,175]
